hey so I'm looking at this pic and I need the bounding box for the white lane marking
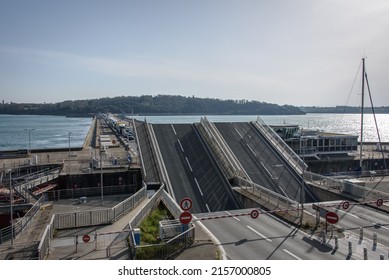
[336,209,360,219]
[185,157,193,172]
[234,128,243,139]
[247,144,257,156]
[171,124,177,135]
[282,249,302,260]
[205,203,211,213]
[194,178,204,196]
[177,139,184,152]
[225,211,240,221]
[246,226,272,242]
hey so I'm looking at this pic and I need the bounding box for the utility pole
[100,149,104,206]
[25,128,35,154]
[9,170,14,248]
[359,57,365,170]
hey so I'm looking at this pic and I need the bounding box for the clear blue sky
[1,0,389,106]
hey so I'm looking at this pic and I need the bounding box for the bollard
[363,248,368,260]
[380,254,384,260]
[334,235,339,249]
[359,227,363,240]
[321,231,326,243]
[348,241,352,256]
[373,233,378,247]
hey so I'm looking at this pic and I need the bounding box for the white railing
[254,117,307,175]
[233,176,299,211]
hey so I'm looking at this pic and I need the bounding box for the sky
[1,0,389,107]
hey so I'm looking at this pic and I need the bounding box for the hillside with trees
[300,106,389,114]
[0,95,305,116]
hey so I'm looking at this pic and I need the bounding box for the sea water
[1,113,389,151]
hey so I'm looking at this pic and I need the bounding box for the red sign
[326,212,339,224]
[342,201,350,210]
[250,209,259,219]
[82,235,91,243]
[180,197,193,211]
[179,211,192,224]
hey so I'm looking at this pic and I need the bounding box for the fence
[233,176,299,212]
[129,224,195,260]
[304,171,389,210]
[254,117,307,175]
[53,186,147,230]
[37,185,147,259]
[0,196,45,246]
[198,117,248,179]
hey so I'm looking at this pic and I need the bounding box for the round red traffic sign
[326,212,339,224]
[179,211,192,224]
[250,209,259,219]
[376,198,383,207]
[342,201,350,210]
[180,197,193,211]
[82,234,91,243]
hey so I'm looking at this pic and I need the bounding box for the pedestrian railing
[36,185,148,259]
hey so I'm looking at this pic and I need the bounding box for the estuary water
[0,115,92,151]
[1,113,389,151]
[134,113,389,143]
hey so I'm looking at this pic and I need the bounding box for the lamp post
[24,128,35,154]
[100,149,104,206]
[68,132,72,158]
[9,170,14,248]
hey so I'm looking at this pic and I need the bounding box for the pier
[1,114,389,260]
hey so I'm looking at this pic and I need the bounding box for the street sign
[326,212,339,224]
[179,211,192,224]
[180,197,193,211]
[342,201,350,210]
[250,209,259,219]
[82,235,91,243]
[376,198,383,207]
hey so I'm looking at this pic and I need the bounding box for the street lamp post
[24,128,35,154]
[9,170,14,248]
[100,149,104,206]
[68,132,72,158]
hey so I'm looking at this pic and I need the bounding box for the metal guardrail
[53,186,147,230]
[146,123,174,197]
[130,223,195,260]
[254,117,308,175]
[0,196,45,246]
[233,176,299,212]
[128,185,165,230]
[37,185,148,259]
[198,117,248,179]
[304,171,389,207]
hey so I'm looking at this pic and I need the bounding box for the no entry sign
[179,211,192,224]
[326,212,339,224]
[82,235,91,243]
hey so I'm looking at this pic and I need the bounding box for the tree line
[0,95,305,116]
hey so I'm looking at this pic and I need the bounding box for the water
[134,113,389,143]
[1,113,388,151]
[0,115,92,151]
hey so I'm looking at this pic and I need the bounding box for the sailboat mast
[359,58,366,169]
